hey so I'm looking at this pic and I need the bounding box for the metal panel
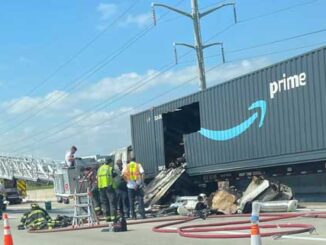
[185,46,326,175]
[131,46,326,176]
[130,110,157,177]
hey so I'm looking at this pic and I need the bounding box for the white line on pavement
[280,235,326,242]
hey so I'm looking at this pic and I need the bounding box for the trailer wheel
[57,197,63,203]
[63,198,70,204]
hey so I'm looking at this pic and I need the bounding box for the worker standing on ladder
[97,157,117,222]
[123,157,146,219]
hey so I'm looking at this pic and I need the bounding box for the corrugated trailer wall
[130,109,158,177]
[131,94,200,175]
[131,46,326,177]
[185,47,326,175]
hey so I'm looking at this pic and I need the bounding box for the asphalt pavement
[2,202,326,245]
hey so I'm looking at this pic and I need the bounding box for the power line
[13,41,326,155]
[240,0,319,23]
[0,26,154,135]
[205,0,320,41]
[3,1,139,119]
[2,0,324,152]
[3,13,325,150]
[15,69,201,154]
[179,28,326,63]
[228,28,326,53]
[0,0,187,140]
[0,0,186,135]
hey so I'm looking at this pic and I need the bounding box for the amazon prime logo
[199,100,266,141]
[269,72,307,99]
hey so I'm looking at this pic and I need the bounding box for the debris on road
[238,176,295,213]
[211,190,238,215]
[259,200,298,212]
[143,165,186,208]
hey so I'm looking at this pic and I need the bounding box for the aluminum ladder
[72,188,98,227]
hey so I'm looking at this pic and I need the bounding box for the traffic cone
[3,213,13,245]
[250,224,262,245]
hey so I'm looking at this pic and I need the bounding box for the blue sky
[0,0,325,160]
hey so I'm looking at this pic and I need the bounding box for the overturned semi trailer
[131,46,326,200]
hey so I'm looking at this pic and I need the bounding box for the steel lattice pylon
[0,154,57,181]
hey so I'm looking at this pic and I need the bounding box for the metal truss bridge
[0,154,58,182]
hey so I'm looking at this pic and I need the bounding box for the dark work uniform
[115,173,129,218]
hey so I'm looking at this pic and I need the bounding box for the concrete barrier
[26,189,56,202]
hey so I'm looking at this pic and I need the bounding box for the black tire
[63,198,70,204]
[9,199,21,205]
[57,197,63,203]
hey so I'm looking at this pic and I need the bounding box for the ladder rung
[75,204,89,208]
[73,215,90,218]
[74,193,89,197]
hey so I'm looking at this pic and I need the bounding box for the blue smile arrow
[199,100,267,141]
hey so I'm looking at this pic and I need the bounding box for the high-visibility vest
[125,162,141,181]
[97,164,114,189]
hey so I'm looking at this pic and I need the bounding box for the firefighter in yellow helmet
[97,157,117,222]
[123,157,146,219]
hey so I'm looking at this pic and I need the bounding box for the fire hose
[27,212,326,239]
[152,213,318,239]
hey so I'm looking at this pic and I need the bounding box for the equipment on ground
[18,203,52,230]
[18,203,72,230]
[112,216,127,232]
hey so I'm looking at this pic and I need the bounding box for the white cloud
[79,57,271,101]
[2,57,270,116]
[2,90,70,115]
[0,57,271,159]
[73,107,132,129]
[97,3,117,20]
[120,13,152,28]
[207,57,271,86]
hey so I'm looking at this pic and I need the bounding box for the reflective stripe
[17,180,27,197]
[97,165,114,189]
[4,228,11,235]
[126,162,140,181]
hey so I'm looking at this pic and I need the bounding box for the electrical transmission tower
[152,0,237,91]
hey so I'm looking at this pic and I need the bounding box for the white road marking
[279,235,326,242]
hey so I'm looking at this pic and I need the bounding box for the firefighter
[115,159,129,218]
[83,165,102,215]
[123,157,146,219]
[97,157,117,222]
[18,203,52,230]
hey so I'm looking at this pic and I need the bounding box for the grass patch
[27,183,54,191]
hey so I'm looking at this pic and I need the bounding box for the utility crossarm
[151,0,237,91]
[0,154,58,182]
[200,3,237,20]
